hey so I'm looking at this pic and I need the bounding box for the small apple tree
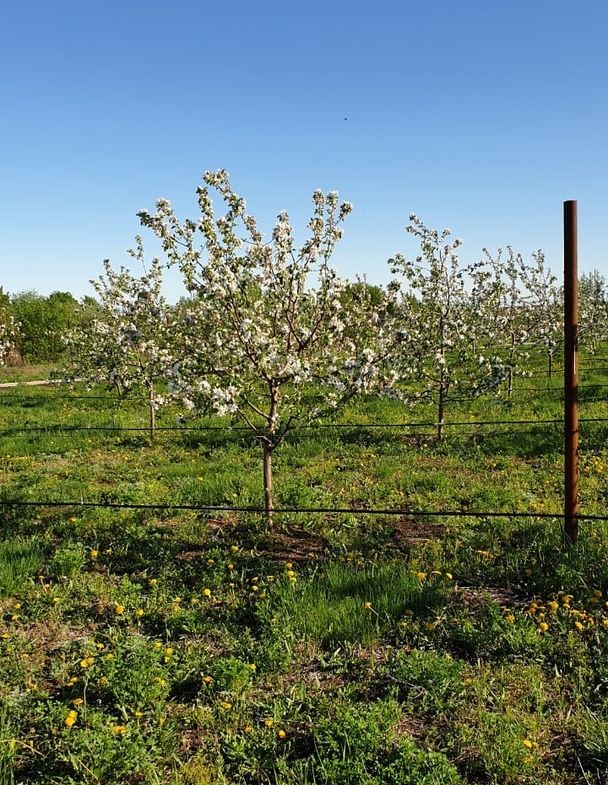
[139,170,395,520]
[63,250,178,439]
[516,250,561,378]
[579,270,608,354]
[389,216,511,439]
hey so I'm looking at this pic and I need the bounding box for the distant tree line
[0,288,99,363]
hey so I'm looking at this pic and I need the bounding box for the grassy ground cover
[1,358,608,783]
[0,364,56,384]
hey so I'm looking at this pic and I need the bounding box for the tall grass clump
[264,562,449,647]
[0,538,43,597]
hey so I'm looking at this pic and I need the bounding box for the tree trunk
[437,315,446,441]
[437,385,445,441]
[263,443,273,525]
[148,382,156,442]
[507,332,515,398]
[548,351,553,379]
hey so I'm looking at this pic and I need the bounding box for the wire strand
[0,498,605,520]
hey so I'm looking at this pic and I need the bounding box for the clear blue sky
[1,0,606,301]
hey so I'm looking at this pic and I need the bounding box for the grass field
[1,358,608,784]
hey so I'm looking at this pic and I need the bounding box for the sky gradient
[1,0,607,301]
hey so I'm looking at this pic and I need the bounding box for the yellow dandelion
[505,614,515,624]
[202,588,212,597]
[64,711,78,728]
[264,718,274,728]
[364,601,372,609]
[111,724,127,735]
[538,622,549,633]
[114,604,125,615]
[90,549,98,559]
[135,608,144,618]
[416,572,427,581]
[278,729,287,739]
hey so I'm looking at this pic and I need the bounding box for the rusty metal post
[564,200,579,544]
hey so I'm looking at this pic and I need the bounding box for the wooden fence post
[564,200,579,544]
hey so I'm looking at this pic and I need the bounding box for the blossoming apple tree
[578,270,608,354]
[389,216,512,439]
[478,246,561,395]
[139,171,396,519]
[63,250,178,439]
[513,250,561,378]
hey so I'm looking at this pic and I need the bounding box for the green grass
[0,538,43,597]
[1,358,608,782]
[261,562,449,646]
[0,364,56,383]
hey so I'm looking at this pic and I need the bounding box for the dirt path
[0,379,60,389]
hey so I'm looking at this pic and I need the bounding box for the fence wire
[2,415,608,438]
[0,497,607,521]
[0,499,608,521]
